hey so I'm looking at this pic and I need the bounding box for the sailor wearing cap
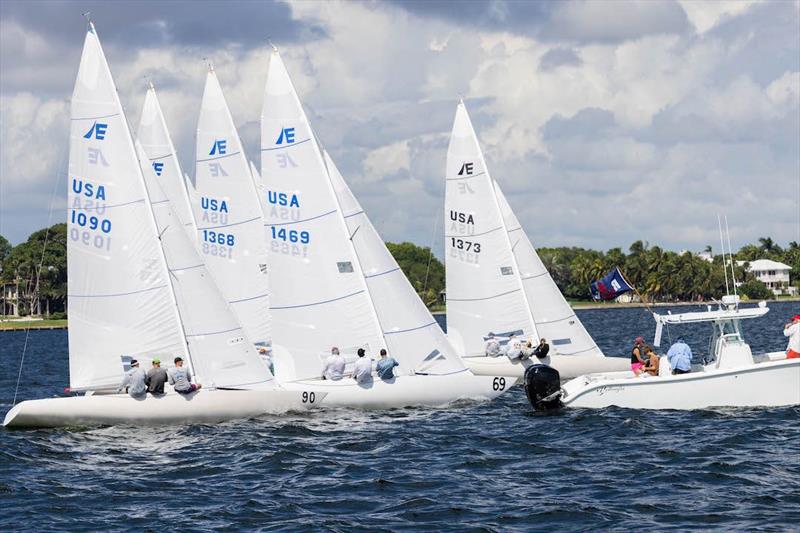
[168,356,202,394]
[117,358,147,398]
[146,358,168,395]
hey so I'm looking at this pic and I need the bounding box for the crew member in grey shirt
[146,358,168,395]
[168,356,202,394]
[117,359,146,398]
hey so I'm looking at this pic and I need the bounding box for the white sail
[67,24,186,390]
[444,102,535,357]
[136,88,274,388]
[137,85,197,241]
[261,50,383,381]
[194,69,271,346]
[494,183,603,356]
[325,151,465,374]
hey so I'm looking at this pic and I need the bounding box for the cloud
[0,0,798,256]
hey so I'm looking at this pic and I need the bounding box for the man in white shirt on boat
[322,347,346,380]
[168,356,201,394]
[352,348,374,385]
[666,338,693,375]
[784,315,800,359]
[117,359,147,398]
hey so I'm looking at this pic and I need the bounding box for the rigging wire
[13,137,68,406]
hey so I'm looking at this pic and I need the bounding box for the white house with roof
[737,259,797,296]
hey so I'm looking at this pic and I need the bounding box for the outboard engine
[524,364,563,412]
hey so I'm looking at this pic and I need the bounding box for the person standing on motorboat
[485,334,500,357]
[375,349,399,380]
[631,336,647,375]
[784,315,800,359]
[145,358,168,395]
[117,359,147,398]
[322,347,346,380]
[169,356,202,394]
[352,348,373,384]
[666,338,693,375]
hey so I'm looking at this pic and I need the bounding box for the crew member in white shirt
[322,347,346,380]
[784,315,800,359]
[352,348,373,384]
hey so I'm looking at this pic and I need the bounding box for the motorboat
[524,296,800,410]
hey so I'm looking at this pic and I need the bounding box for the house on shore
[738,259,797,296]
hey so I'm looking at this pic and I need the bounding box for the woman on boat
[643,347,660,376]
[631,336,647,375]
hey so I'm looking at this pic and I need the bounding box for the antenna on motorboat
[717,215,730,295]
[724,215,738,300]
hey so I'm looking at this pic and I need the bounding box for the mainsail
[444,102,534,358]
[261,50,383,381]
[194,68,271,346]
[67,23,186,390]
[445,101,602,358]
[136,87,274,388]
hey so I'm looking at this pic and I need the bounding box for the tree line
[1,224,797,317]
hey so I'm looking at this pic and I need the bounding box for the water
[2,302,799,531]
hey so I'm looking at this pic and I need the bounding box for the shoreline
[2,297,796,330]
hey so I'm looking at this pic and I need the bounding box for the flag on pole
[590,267,634,301]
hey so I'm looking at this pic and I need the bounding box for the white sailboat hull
[3,389,323,429]
[561,358,800,410]
[463,354,630,380]
[282,371,508,409]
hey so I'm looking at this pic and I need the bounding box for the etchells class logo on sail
[152,162,164,176]
[458,162,474,175]
[209,139,227,156]
[83,121,108,140]
[276,127,295,145]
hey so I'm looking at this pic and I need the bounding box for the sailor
[375,348,399,380]
[666,338,693,375]
[784,315,800,359]
[352,348,373,384]
[117,359,147,398]
[520,340,535,360]
[533,338,550,359]
[631,336,647,375]
[505,335,523,360]
[484,334,501,357]
[258,346,274,375]
[145,358,168,395]
[322,347,346,381]
[168,356,202,394]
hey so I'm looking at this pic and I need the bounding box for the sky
[1,0,798,256]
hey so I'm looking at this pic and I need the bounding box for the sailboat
[259,50,508,407]
[192,67,272,348]
[3,23,320,428]
[444,101,629,380]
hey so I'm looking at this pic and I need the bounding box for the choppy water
[2,302,799,531]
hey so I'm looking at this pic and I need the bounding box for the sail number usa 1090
[69,178,112,251]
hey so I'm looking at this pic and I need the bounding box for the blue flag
[590,267,634,301]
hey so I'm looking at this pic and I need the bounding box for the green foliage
[385,241,444,306]
[737,280,773,300]
[0,234,11,263]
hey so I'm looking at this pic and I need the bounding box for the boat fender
[524,364,563,412]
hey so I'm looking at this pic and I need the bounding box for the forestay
[444,102,534,357]
[136,89,274,389]
[494,183,602,357]
[261,50,382,382]
[325,151,465,374]
[67,24,185,391]
[194,69,271,346]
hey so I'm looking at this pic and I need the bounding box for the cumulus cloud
[0,0,798,257]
